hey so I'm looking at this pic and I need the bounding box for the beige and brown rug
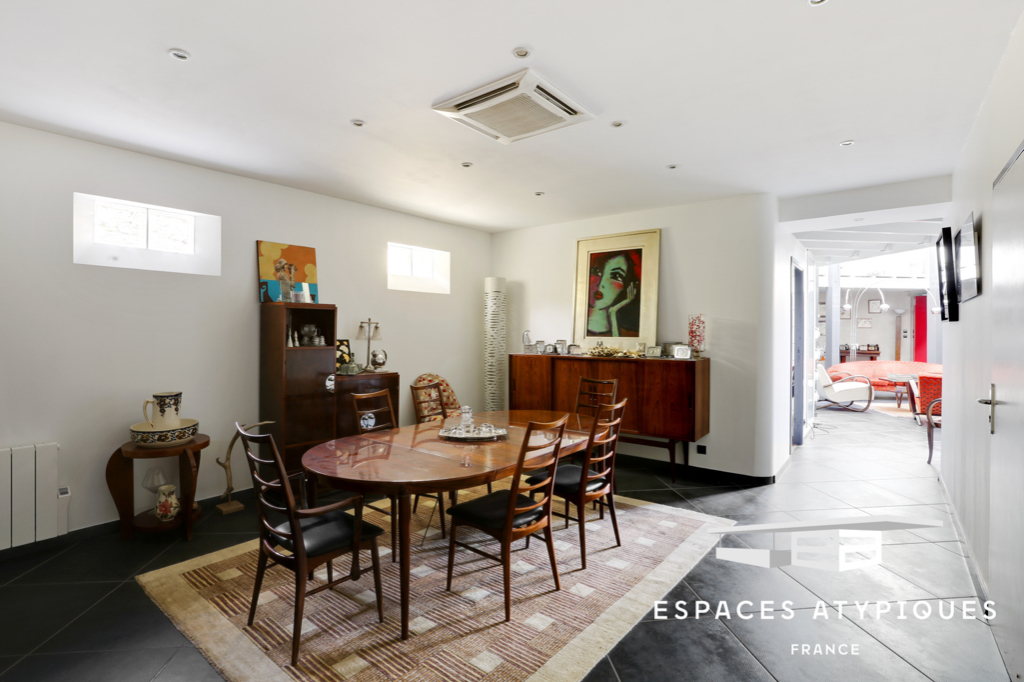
[138,482,729,682]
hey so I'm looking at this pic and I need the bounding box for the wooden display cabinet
[335,372,401,438]
[260,302,337,473]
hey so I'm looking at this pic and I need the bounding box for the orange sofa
[826,361,942,395]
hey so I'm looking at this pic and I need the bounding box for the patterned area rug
[138,482,729,682]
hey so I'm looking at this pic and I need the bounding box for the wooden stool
[105,434,210,541]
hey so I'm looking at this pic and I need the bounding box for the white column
[484,277,507,411]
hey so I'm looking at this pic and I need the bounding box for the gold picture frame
[573,229,660,348]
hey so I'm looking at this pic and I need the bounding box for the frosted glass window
[94,200,147,248]
[148,209,195,254]
[387,242,450,294]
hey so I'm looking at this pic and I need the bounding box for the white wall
[492,194,786,478]
[0,121,492,532]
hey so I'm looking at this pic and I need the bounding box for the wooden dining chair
[576,377,618,417]
[410,381,447,424]
[353,390,401,557]
[445,414,568,622]
[236,423,385,666]
[529,399,627,569]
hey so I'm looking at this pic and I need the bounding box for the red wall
[914,296,928,362]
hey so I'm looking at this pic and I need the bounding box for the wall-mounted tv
[936,226,959,322]
[955,212,981,303]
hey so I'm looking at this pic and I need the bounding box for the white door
[987,155,1024,678]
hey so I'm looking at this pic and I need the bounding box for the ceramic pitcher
[155,484,181,521]
[143,392,183,430]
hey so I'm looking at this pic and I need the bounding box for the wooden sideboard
[508,354,709,480]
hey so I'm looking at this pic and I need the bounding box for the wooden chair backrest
[581,398,628,490]
[235,423,304,568]
[503,415,569,536]
[576,377,618,417]
[353,389,397,434]
[410,382,447,424]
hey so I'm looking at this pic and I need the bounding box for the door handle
[977,384,1002,434]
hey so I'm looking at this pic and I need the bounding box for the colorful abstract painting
[257,241,318,303]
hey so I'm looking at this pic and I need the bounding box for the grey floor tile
[134,533,257,575]
[869,478,948,505]
[681,543,821,610]
[781,562,937,604]
[775,462,857,483]
[747,482,854,511]
[151,646,223,682]
[609,618,774,682]
[803,480,921,508]
[724,606,932,682]
[713,512,798,549]
[37,582,187,653]
[819,460,923,479]
[0,544,75,587]
[676,488,782,516]
[0,583,116,656]
[852,599,1010,682]
[881,543,978,598]
[861,505,958,542]
[786,508,871,521]
[0,648,178,682]
[11,534,172,584]
[935,541,968,557]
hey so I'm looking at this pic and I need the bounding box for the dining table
[301,409,595,639]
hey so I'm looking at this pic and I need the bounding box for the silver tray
[439,427,508,442]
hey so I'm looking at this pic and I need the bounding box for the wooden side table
[105,434,210,541]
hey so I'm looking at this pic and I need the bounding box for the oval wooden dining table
[302,409,595,639]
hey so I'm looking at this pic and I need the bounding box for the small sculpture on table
[215,421,274,515]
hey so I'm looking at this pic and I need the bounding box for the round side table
[105,434,210,541]
[886,374,915,410]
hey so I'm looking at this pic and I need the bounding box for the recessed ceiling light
[667,164,677,169]
[840,139,855,146]
[168,48,191,61]
[351,119,365,127]
[535,191,545,196]
[461,162,473,168]
[611,121,624,127]
[512,46,531,59]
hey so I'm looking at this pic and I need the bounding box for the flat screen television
[954,212,981,303]
[936,226,959,322]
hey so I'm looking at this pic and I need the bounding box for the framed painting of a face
[573,229,660,348]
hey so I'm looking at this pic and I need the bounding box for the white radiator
[1,443,63,550]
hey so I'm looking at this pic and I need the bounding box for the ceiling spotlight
[611,121,624,127]
[809,0,828,5]
[461,162,473,168]
[667,164,677,169]
[351,119,365,127]
[535,191,545,196]
[512,46,531,59]
[840,140,856,146]
[168,48,191,61]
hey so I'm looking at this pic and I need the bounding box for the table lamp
[356,319,382,372]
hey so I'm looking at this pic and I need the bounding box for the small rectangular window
[387,242,450,294]
[73,193,220,276]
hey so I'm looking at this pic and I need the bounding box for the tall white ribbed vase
[484,277,507,411]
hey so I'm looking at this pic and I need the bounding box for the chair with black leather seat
[528,399,626,568]
[576,377,618,417]
[236,423,385,666]
[445,414,568,622]
[352,389,401,556]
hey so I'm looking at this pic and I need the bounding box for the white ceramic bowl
[130,418,199,448]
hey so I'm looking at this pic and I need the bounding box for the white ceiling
[2,0,1022,232]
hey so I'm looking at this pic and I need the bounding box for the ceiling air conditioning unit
[432,69,594,144]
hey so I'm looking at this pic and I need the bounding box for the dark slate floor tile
[580,655,620,682]
[724,605,933,682]
[781,562,937,604]
[12,534,172,585]
[677,488,781,516]
[193,503,261,534]
[712,512,797,549]
[0,583,115,656]
[852,599,1010,682]
[150,646,223,682]
[0,543,73,586]
[0,648,179,682]
[37,582,187,653]
[134,532,257,575]
[609,467,673,492]
[881,543,978,598]
[609,618,774,682]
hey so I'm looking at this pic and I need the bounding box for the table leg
[399,491,411,639]
[105,449,134,540]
